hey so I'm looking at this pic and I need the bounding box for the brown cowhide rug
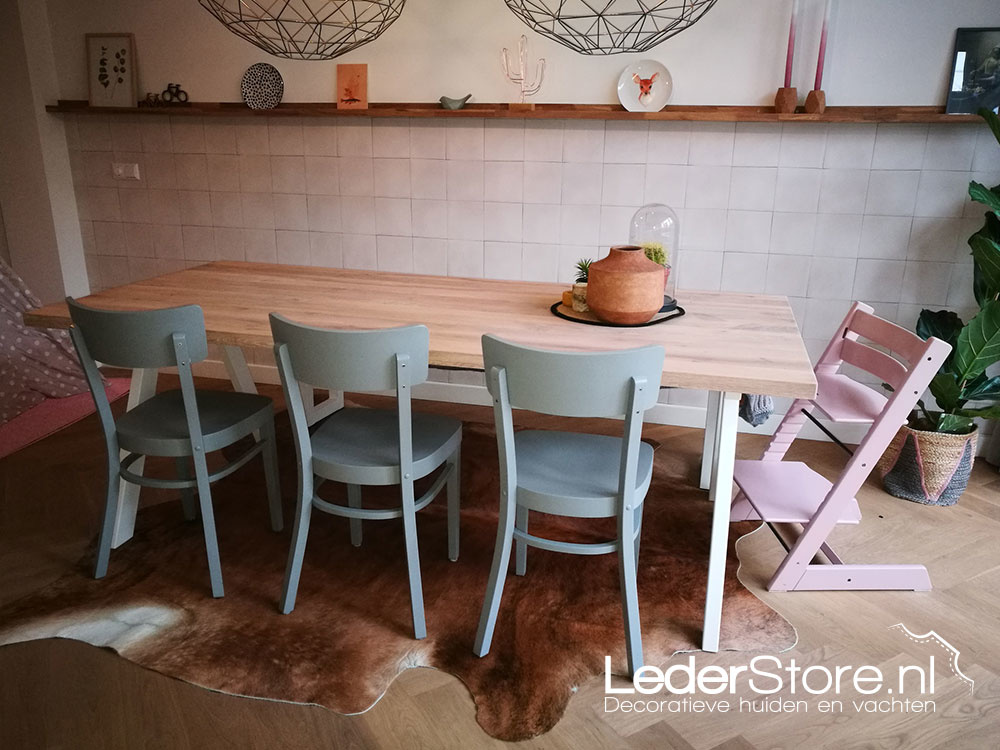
[0,421,795,741]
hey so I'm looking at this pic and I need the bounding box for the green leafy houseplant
[574,258,592,283]
[915,108,1000,435]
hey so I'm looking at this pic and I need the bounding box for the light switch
[111,162,141,181]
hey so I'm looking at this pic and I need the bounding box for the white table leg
[223,345,258,394]
[699,390,721,490]
[111,367,158,548]
[702,391,740,653]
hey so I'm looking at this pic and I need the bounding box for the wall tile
[779,124,827,168]
[123,223,154,257]
[823,123,875,169]
[372,119,410,158]
[412,199,447,238]
[680,208,727,251]
[685,165,731,209]
[240,193,275,230]
[814,213,862,257]
[523,203,560,244]
[342,233,377,270]
[243,229,277,263]
[901,260,952,305]
[853,259,905,303]
[152,225,184,259]
[808,256,857,300]
[119,190,150,224]
[276,230,311,265]
[872,124,928,170]
[864,170,920,215]
[774,168,822,212]
[302,122,337,157]
[79,117,112,152]
[447,160,485,201]
[207,154,240,192]
[270,156,306,194]
[179,190,214,226]
[376,235,413,272]
[559,204,600,246]
[972,123,1000,171]
[93,221,127,256]
[413,237,448,275]
[604,121,649,164]
[445,120,484,160]
[688,123,735,166]
[923,124,977,171]
[374,158,411,198]
[733,123,781,167]
[309,231,342,267]
[141,117,174,153]
[448,239,485,277]
[484,241,522,280]
[410,121,446,159]
[677,250,723,291]
[374,197,412,236]
[304,156,339,195]
[602,163,644,206]
[182,225,216,260]
[340,196,373,234]
[171,119,206,154]
[818,169,869,214]
[484,202,522,242]
[721,252,768,293]
[643,164,686,208]
[770,212,817,254]
[599,205,637,246]
[724,210,772,252]
[729,167,776,211]
[521,242,559,282]
[647,122,689,164]
[235,122,269,155]
[307,194,342,233]
[109,117,142,153]
[765,254,812,296]
[145,189,178,225]
[337,121,372,157]
[914,170,971,217]
[273,193,309,231]
[411,159,447,200]
[907,217,963,262]
[338,156,374,196]
[446,200,484,240]
[523,121,564,161]
[239,154,272,193]
[481,162,522,204]
[524,161,562,204]
[561,162,602,205]
[204,119,238,155]
[562,121,604,163]
[214,227,244,261]
[484,121,525,161]
[209,191,242,228]
[859,215,912,259]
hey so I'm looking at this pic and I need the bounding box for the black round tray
[550,301,685,327]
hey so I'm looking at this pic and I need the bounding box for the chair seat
[311,407,462,485]
[813,372,887,424]
[116,389,273,457]
[734,460,862,524]
[513,430,654,518]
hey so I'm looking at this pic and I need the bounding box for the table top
[24,262,816,398]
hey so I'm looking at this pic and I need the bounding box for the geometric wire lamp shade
[504,0,718,55]
[197,0,406,60]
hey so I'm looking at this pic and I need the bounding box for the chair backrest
[481,335,664,419]
[67,297,208,369]
[269,314,429,392]
[816,301,938,392]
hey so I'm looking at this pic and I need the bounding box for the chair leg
[280,472,314,614]
[261,419,283,532]
[192,451,224,598]
[446,445,461,562]
[94,458,123,579]
[634,501,644,563]
[473,489,516,657]
[515,506,528,576]
[400,478,427,639]
[618,504,643,677]
[176,457,196,521]
[347,484,363,547]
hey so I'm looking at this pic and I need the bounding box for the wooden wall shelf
[46,100,981,124]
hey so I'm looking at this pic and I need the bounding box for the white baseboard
[191,358,871,446]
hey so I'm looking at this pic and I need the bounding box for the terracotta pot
[585,245,665,325]
[877,424,978,506]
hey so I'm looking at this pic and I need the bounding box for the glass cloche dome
[629,203,679,310]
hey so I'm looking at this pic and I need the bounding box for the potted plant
[640,241,670,283]
[878,108,1000,505]
[572,258,592,312]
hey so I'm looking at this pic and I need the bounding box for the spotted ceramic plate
[241,62,284,110]
[617,60,672,113]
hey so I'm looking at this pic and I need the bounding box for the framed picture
[946,27,1000,114]
[336,64,368,110]
[86,33,137,108]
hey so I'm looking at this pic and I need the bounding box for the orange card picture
[337,64,368,109]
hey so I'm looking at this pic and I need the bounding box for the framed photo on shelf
[86,33,137,108]
[946,27,1000,114]
[336,64,368,110]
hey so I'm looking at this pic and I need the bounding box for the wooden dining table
[24,261,816,653]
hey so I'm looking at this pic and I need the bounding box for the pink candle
[784,0,800,88]
[814,0,832,90]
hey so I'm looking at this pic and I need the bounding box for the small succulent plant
[641,242,668,267]
[574,258,593,283]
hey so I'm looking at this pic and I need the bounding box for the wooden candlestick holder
[774,87,798,114]
[804,89,826,114]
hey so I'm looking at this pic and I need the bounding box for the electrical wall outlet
[111,162,141,181]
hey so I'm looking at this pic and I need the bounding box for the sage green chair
[67,298,282,598]
[270,314,462,639]
[473,335,664,676]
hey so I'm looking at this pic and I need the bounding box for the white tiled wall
[67,114,1000,413]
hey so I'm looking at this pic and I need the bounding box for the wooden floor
[1,380,998,750]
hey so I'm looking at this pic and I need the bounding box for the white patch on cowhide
[0,604,181,653]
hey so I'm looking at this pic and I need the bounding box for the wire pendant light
[504,0,718,55]
[198,0,407,60]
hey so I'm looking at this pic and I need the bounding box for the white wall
[44,1,1000,106]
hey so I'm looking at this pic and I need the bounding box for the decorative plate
[241,63,284,110]
[617,60,672,113]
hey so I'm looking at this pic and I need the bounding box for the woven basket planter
[877,424,978,506]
